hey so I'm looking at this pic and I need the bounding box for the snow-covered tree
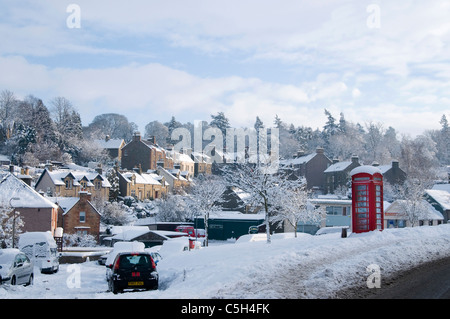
[99,201,132,226]
[0,205,24,248]
[144,120,169,147]
[155,194,188,222]
[186,175,226,246]
[64,233,97,247]
[222,160,304,243]
[106,167,120,201]
[390,178,432,227]
[272,185,326,237]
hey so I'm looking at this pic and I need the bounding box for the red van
[175,225,205,238]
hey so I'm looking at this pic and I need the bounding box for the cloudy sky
[1,0,449,136]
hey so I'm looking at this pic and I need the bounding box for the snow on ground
[0,224,449,299]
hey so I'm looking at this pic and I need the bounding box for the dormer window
[65,178,73,189]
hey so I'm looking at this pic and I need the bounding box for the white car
[0,249,34,286]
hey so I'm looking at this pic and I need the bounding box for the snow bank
[155,225,450,299]
[0,225,449,299]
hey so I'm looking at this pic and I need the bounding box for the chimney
[9,164,14,173]
[133,131,141,142]
[147,136,156,145]
[316,147,324,154]
[295,150,305,158]
[392,160,399,170]
[79,191,92,202]
[105,135,110,142]
[45,160,53,172]
[351,154,359,164]
[332,158,339,164]
[372,161,379,167]
[95,164,103,175]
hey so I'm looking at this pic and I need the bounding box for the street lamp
[9,197,20,248]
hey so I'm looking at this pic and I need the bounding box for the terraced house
[34,166,111,201]
[121,132,173,172]
[118,170,168,200]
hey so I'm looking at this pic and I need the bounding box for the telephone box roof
[350,165,382,176]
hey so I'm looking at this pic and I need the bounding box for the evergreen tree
[165,116,182,136]
[210,112,230,133]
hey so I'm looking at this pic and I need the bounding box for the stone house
[374,160,407,186]
[0,172,59,236]
[156,167,190,193]
[34,167,111,201]
[280,147,332,191]
[323,155,360,194]
[118,170,168,200]
[121,132,173,172]
[51,192,101,242]
[191,152,213,177]
[94,135,125,162]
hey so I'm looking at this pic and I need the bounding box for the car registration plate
[128,281,144,286]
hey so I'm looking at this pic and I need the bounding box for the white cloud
[1,1,449,137]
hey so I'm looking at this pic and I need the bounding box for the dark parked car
[106,252,158,294]
[0,249,34,286]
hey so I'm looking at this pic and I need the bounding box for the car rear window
[119,254,152,269]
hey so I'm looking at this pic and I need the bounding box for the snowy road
[0,225,449,299]
[339,255,450,299]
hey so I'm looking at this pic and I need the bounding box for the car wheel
[26,274,33,286]
[109,280,120,294]
[10,276,16,285]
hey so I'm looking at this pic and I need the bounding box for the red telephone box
[350,166,384,233]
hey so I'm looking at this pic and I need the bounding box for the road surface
[338,256,450,299]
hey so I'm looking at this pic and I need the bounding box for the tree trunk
[264,197,271,244]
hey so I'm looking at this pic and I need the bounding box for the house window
[79,211,86,223]
[77,230,88,236]
[95,180,102,190]
[80,181,87,191]
[65,178,73,189]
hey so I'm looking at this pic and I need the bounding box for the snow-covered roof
[94,138,124,149]
[112,228,153,241]
[385,200,444,220]
[174,152,194,164]
[44,168,111,188]
[47,197,79,214]
[0,173,58,209]
[120,172,162,185]
[431,183,450,193]
[280,153,316,166]
[426,189,450,210]
[191,152,212,163]
[350,165,382,176]
[324,161,352,173]
[207,211,265,220]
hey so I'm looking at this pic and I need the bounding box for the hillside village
[0,92,449,250]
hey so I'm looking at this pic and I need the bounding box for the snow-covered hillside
[1,224,449,299]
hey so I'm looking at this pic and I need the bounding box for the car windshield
[0,253,14,265]
[119,254,152,270]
